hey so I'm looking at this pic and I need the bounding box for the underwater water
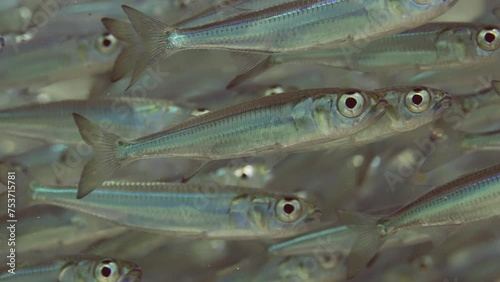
[1,0,500,281]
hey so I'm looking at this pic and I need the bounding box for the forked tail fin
[72,113,126,199]
[103,5,178,89]
[336,209,386,279]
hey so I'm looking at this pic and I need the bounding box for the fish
[72,88,387,198]
[216,254,344,282]
[0,32,123,90]
[0,256,141,282]
[0,97,191,143]
[29,181,321,239]
[227,23,500,88]
[337,162,500,279]
[102,0,458,87]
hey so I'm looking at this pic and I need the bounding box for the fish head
[91,257,142,282]
[330,89,388,135]
[384,86,452,132]
[79,32,123,64]
[262,195,321,233]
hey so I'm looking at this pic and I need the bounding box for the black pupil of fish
[101,266,112,277]
[412,94,423,105]
[485,32,496,44]
[345,97,357,109]
[283,203,295,214]
[241,173,248,179]
[102,38,112,47]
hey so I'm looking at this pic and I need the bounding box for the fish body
[30,181,321,239]
[102,0,458,86]
[73,88,387,198]
[340,163,500,278]
[228,23,500,88]
[0,98,190,143]
[0,256,141,282]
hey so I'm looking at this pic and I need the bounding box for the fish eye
[95,258,119,281]
[405,88,431,113]
[477,27,500,51]
[338,91,365,118]
[95,32,119,55]
[276,197,302,222]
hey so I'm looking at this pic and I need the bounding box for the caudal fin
[120,5,177,89]
[101,19,140,82]
[72,113,125,199]
[336,209,386,279]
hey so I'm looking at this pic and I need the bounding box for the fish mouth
[305,208,322,223]
[121,268,142,282]
[433,96,453,116]
[369,99,389,122]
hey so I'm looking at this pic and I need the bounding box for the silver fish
[0,97,191,143]
[338,162,500,279]
[227,23,500,88]
[73,88,387,198]
[101,0,458,87]
[0,256,141,282]
[29,181,320,239]
[0,32,123,90]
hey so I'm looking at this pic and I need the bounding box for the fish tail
[117,5,178,89]
[101,19,140,82]
[72,113,126,199]
[336,209,386,279]
[226,55,273,89]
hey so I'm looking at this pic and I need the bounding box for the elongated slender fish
[0,97,191,143]
[73,88,387,198]
[309,86,451,151]
[0,256,141,282]
[227,23,500,88]
[0,32,123,89]
[29,181,321,239]
[338,162,500,279]
[102,0,458,87]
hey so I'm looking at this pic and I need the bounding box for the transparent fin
[226,55,273,89]
[494,8,500,20]
[492,80,500,94]
[72,113,126,199]
[336,209,384,279]
[101,19,140,82]
[121,5,178,89]
[417,225,458,247]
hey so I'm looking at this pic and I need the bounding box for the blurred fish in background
[1,0,500,282]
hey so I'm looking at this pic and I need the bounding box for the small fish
[102,0,458,87]
[0,32,123,89]
[227,23,500,88]
[0,256,141,282]
[337,162,500,279]
[29,181,321,239]
[216,254,344,282]
[73,88,387,198]
[0,97,191,143]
